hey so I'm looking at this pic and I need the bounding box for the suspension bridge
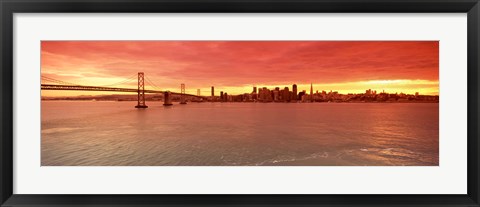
[41,72,205,108]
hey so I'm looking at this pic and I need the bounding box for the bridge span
[41,72,205,108]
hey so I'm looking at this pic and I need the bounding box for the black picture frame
[1,0,479,206]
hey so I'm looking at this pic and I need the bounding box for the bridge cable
[96,74,137,87]
[42,74,139,88]
[144,76,163,90]
[41,76,80,86]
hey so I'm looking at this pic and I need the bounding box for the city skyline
[42,81,438,104]
[41,41,439,97]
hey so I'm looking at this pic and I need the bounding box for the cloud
[41,41,438,94]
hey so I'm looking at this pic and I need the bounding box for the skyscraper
[284,87,290,102]
[292,84,297,101]
[211,86,214,101]
[274,87,280,102]
[310,83,313,102]
[273,90,279,101]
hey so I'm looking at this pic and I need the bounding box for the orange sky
[41,41,439,97]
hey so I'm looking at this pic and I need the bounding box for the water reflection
[41,101,439,166]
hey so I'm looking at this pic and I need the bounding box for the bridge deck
[41,84,203,98]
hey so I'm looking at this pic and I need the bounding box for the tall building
[284,87,290,102]
[259,87,273,102]
[252,86,257,100]
[220,91,224,101]
[292,84,297,101]
[298,91,306,101]
[273,90,279,101]
[211,86,214,101]
[310,83,313,102]
[366,89,372,95]
[274,87,280,101]
[257,88,262,100]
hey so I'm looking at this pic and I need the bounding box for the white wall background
[13,13,467,194]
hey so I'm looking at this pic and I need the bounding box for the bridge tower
[163,91,173,106]
[196,89,201,102]
[135,72,148,108]
[180,83,187,104]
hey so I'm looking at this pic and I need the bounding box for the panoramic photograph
[41,41,439,166]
